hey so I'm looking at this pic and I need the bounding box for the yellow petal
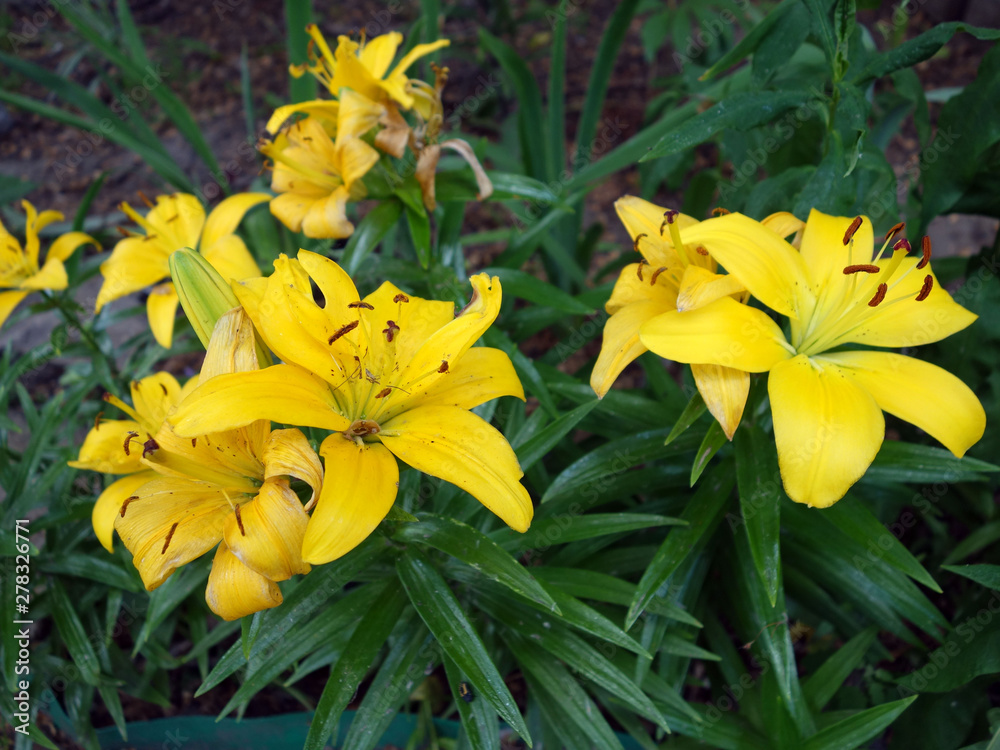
[69,419,144,474]
[591,299,670,399]
[302,185,354,239]
[336,88,385,144]
[800,208,873,294]
[262,428,324,505]
[130,372,184,430]
[761,211,805,241]
[265,100,341,135]
[20,257,67,290]
[206,542,283,621]
[605,263,679,315]
[392,347,524,414]
[358,32,402,77]
[151,194,207,251]
[380,405,533,532]
[47,231,98,262]
[96,236,170,311]
[822,350,985,458]
[845,259,978,348]
[91,471,157,553]
[682,212,812,319]
[397,273,501,394]
[640,297,793,372]
[224,479,310,581]
[691,364,749,440]
[676,265,745,312]
[357,280,454,367]
[270,192,315,233]
[115,477,232,590]
[297,249,362,315]
[170,365,350,437]
[337,136,380,189]
[201,192,270,259]
[21,201,61,268]
[769,354,884,508]
[614,195,696,267]
[147,282,179,348]
[200,307,259,381]
[389,39,450,77]
[0,290,30,329]
[301,435,399,564]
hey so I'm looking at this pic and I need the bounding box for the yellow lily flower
[591,196,760,439]
[259,90,382,239]
[640,209,985,507]
[95,192,269,348]
[169,250,532,564]
[86,309,323,620]
[291,25,449,111]
[0,200,97,329]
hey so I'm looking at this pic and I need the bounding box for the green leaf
[865,440,999,484]
[514,399,598,472]
[488,172,563,204]
[942,564,1000,590]
[285,0,317,103]
[690,420,727,486]
[496,513,684,551]
[483,267,594,314]
[442,653,500,750]
[49,579,101,686]
[506,632,624,750]
[404,203,432,269]
[853,22,1000,84]
[752,4,811,85]
[803,0,837,68]
[664,391,707,446]
[628,469,734,629]
[802,626,878,712]
[341,199,403,275]
[483,329,558,417]
[800,697,917,750]
[735,420,782,606]
[700,0,799,80]
[134,558,209,656]
[304,581,408,750]
[393,513,559,612]
[642,91,814,161]
[833,0,857,80]
[397,549,530,743]
[38,554,141,592]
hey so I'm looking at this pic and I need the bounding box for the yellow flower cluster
[260,27,491,238]
[594,198,985,509]
[73,250,531,620]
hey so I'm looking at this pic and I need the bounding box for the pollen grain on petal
[348,301,374,310]
[868,282,888,307]
[438,360,449,373]
[161,522,179,554]
[916,274,934,301]
[843,264,881,275]
[375,387,392,398]
[234,504,246,536]
[843,216,863,245]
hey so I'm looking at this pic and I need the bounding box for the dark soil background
[1,0,998,746]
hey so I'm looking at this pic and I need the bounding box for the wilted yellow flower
[170,251,532,564]
[291,25,449,111]
[260,91,382,239]
[0,200,97,329]
[84,310,323,620]
[640,210,985,507]
[95,192,268,348]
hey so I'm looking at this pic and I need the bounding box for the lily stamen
[633,233,647,252]
[328,320,359,344]
[843,216,863,245]
[916,274,934,301]
[161,522,178,554]
[843,264,881,275]
[918,236,932,270]
[868,283,888,307]
[234,504,246,536]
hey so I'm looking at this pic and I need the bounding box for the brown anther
[120,496,137,518]
[916,274,934,301]
[632,233,647,252]
[868,283,888,307]
[123,431,139,456]
[843,264,881,275]
[345,419,381,437]
[116,226,131,237]
[712,207,731,216]
[375,387,392,399]
[328,320,359,344]
[94,411,103,431]
[636,260,648,281]
[438,361,449,373]
[660,209,679,235]
[137,190,154,208]
[142,234,157,242]
[884,222,905,243]
[383,320,400,342]
[234,504,246,536]
[917,236,931,270]
[159,382,168,395]
[893,238,911,254]
[393,293,409,303]
[161,522,178,554]
[843,216,863,245]
[695,245,709,256]
[650,267,668,285]
[191,438,197,447]
[348,301,374,310]
[142,437,159,458]
[166,212,179,223]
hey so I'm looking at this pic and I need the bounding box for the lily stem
[41,290,124,395]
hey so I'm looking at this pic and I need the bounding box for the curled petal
[90,471,158,553]
[262,428,324,505]
[206,542,283,621]
[68,419,144,474]
[676,265,745,312]
[146,282,180,348]
[224,479,310,581]
[591,299,670,399]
